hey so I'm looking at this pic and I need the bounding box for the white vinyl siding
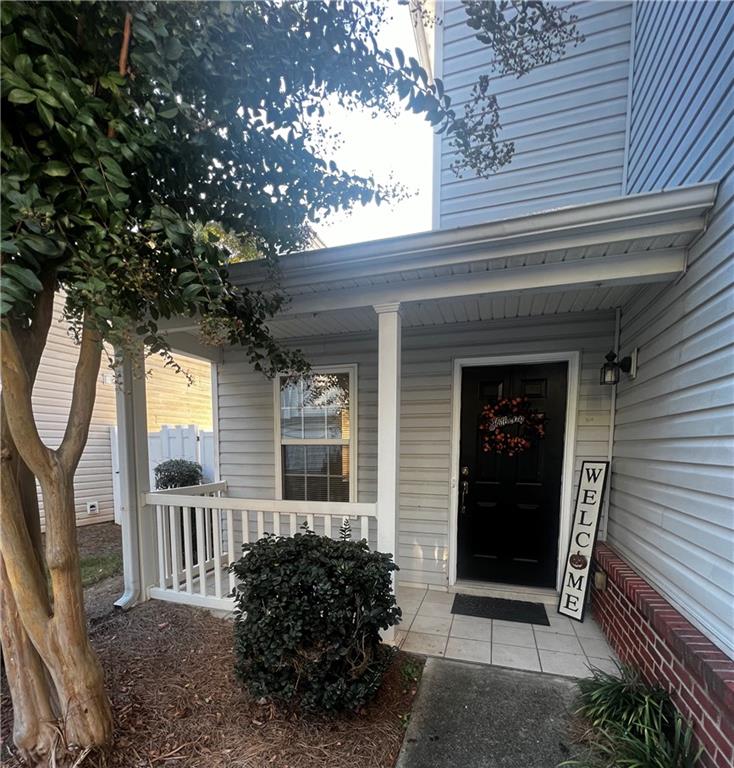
[217,311,615,589]
[218,341,378,503]
[609,0,734,658]
[436,0,632,229]
[33,295,214,528]
[145,354,213,431]
[398,312,614,587]
[33,297,118,527]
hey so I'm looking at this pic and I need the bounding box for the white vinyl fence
[110,424,217,523]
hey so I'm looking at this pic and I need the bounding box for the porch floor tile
[397,587,616,679]
[445,637,492,664]
[538,649,591,677]
[535,631,583,654]
[411,614,452,636]
[402,632,448,657]
[492,643,541,672]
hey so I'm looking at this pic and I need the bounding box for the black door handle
[460,480,470,514]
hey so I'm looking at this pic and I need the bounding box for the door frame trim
[448,351,581,592]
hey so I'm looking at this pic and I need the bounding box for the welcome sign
[558,460,609,621]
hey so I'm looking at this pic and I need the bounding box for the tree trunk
[38,470,113,751]
[0,293,114,764]
[0,560,58,762]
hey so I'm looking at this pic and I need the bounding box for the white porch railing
[143,483,378,611]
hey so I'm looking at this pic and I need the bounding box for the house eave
[229,181,718,288]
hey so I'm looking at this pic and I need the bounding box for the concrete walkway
[397,657,586,768]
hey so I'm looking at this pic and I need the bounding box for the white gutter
[409,0,434,82]
[230,182,718,286]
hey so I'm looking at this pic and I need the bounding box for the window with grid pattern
[277,369,354,502]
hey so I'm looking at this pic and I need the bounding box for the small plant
[153,458,203,490]
[230,528,401,713]
[564,663,702,768]
[576,663,668,735]
[400,657,422,686]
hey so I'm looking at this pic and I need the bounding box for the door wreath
[479,396,546,456]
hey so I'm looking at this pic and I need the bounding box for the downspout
[114,350,142,608]
[602,307,621,542]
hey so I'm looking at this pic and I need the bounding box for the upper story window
[275,366,357,502]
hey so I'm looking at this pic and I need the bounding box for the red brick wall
[591,544,734,768]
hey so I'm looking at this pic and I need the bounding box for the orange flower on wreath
[479,396,546,456]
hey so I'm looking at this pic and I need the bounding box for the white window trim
[273,364,358,502]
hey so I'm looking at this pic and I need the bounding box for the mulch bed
[76,522,123,560]
[1,601,423,768]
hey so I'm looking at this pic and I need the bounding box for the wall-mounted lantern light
[600,349,637,385]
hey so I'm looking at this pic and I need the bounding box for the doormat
[451,593,550,626]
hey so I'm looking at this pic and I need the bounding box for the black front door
[457,362,568,587]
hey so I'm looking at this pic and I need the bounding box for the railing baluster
[212,509,223,599]
[196,506,206,596]
[156,505,166,588]
[147,488,379,606]
[169,505,180,592]
[205,506,213,561]
[241,509,250,545]
[227,509,235,593]
[163,504,172,581]
[182,506,194,594]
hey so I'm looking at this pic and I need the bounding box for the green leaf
[21,27,47,48]
[81,167,104,184]
[37,100,54,128]
[2,70,31,90]
[2,263,43,292]
[43,160,71,177]
[165,38,183,60]
[7,88,35,104]
[99,155,124,177]
[76,110,97,128]
[182,283,204,299]
[21,233,63,257]
[72,149,94,164]
[34,89,62,108]
[177,271,198,286]
[13,53,32,78]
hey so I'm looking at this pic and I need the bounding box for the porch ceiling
[264,283,644,338]
[173,182,715,341]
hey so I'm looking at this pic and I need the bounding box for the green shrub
[153,458,203,490]
[576,663,668,735]
[566,663,702,768]
[230,527,401,713]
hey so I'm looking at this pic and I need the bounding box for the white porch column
[114,347,155,608]
[375,303,401,641]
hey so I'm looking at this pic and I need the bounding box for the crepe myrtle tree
[0,0,579,762]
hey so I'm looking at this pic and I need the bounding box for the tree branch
[0,328,54,483]
[108,10,132,138]
[0,466,52,638]
[57,319,103,474]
